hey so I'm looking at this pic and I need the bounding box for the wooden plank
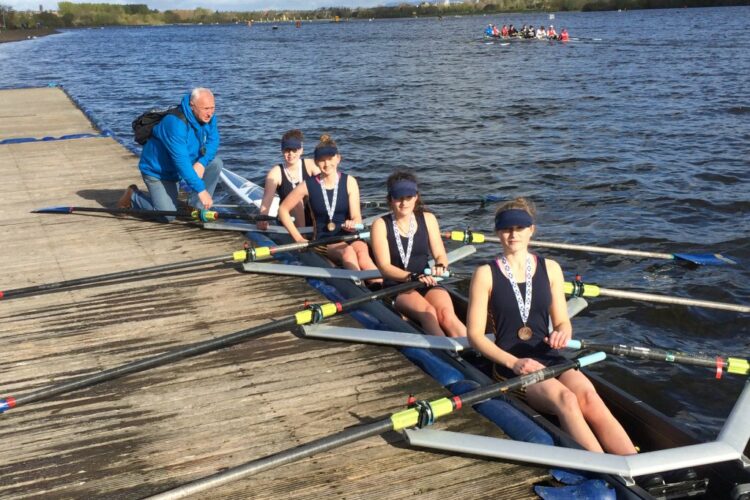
[0,87,100,140]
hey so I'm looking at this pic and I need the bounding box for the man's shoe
[117,184,139,209]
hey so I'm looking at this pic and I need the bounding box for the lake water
[1,6,748,440]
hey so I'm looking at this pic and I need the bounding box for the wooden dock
[0,87,552,498]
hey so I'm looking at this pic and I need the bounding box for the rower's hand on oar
[513,358,546,375]
[430,263,448,278]
[342,219,358,232]
[545,330,572,350]
[417,274,438,287]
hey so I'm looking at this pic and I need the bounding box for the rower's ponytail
[317,134,337,149]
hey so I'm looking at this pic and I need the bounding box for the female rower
[278,134,380,282]
[466,198,637,454]
[371,172,466,338]
[257,129,319,231]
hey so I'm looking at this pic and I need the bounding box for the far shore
[0,28,59,44]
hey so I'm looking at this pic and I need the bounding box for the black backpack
[132,106,187,145]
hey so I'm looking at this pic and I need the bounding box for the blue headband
[314,145,338,161]
[495,209,533,230]
[389,180,418,199]
[281,138,302,151]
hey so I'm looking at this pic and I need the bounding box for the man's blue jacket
[138,93,219,193]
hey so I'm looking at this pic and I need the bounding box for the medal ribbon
[318,173,340,225]
[498,255,533,325]
[283,159,303,188]
[392,213,416,268]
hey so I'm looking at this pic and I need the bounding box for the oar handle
[422,268,451,278]
[567,339,583,350]
[577,351,607,367]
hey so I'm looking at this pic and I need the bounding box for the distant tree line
[1,0,748,29]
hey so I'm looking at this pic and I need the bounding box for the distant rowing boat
[483,34,601,43]
[485,34,566,42]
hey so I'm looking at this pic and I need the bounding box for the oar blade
[672,253,738,266]
[31,206,73,214]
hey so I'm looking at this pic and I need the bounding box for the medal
[498,254,533,341]
[318,173,340,232]
[392,213,416,268]
[517,326,533,341]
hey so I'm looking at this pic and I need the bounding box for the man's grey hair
[190,87,214,102]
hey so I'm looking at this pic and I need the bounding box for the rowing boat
[221,171,750,499]
[484,34,567,42]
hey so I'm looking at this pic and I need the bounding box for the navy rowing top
[489,255,565,378]
[277,161,313,226]
[305,172,350,238]
[382,212,430,287]
[276,161,312,201]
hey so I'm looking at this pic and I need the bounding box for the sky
[5,0,386,11]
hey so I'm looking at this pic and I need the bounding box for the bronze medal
[517,326,533,341]
[326,221,336,232]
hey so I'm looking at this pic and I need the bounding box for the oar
[567,339,749,378]
[0,233,368,301]
[424,263,749,314]
[241,230,368,262]
[360,195,503,209]
[32,206,278,223]
[145,352,606,499]
[0,281,425,415]
[443,230,737,266]
[565,279,750,314]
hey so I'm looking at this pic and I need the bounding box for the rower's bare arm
[424,212,449,269]
[347,176,362,223]
[468,265,516,368]
[371,218,410,282]
[279,183,308,242]
[259,166,281,216]
[546,258,572,348]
